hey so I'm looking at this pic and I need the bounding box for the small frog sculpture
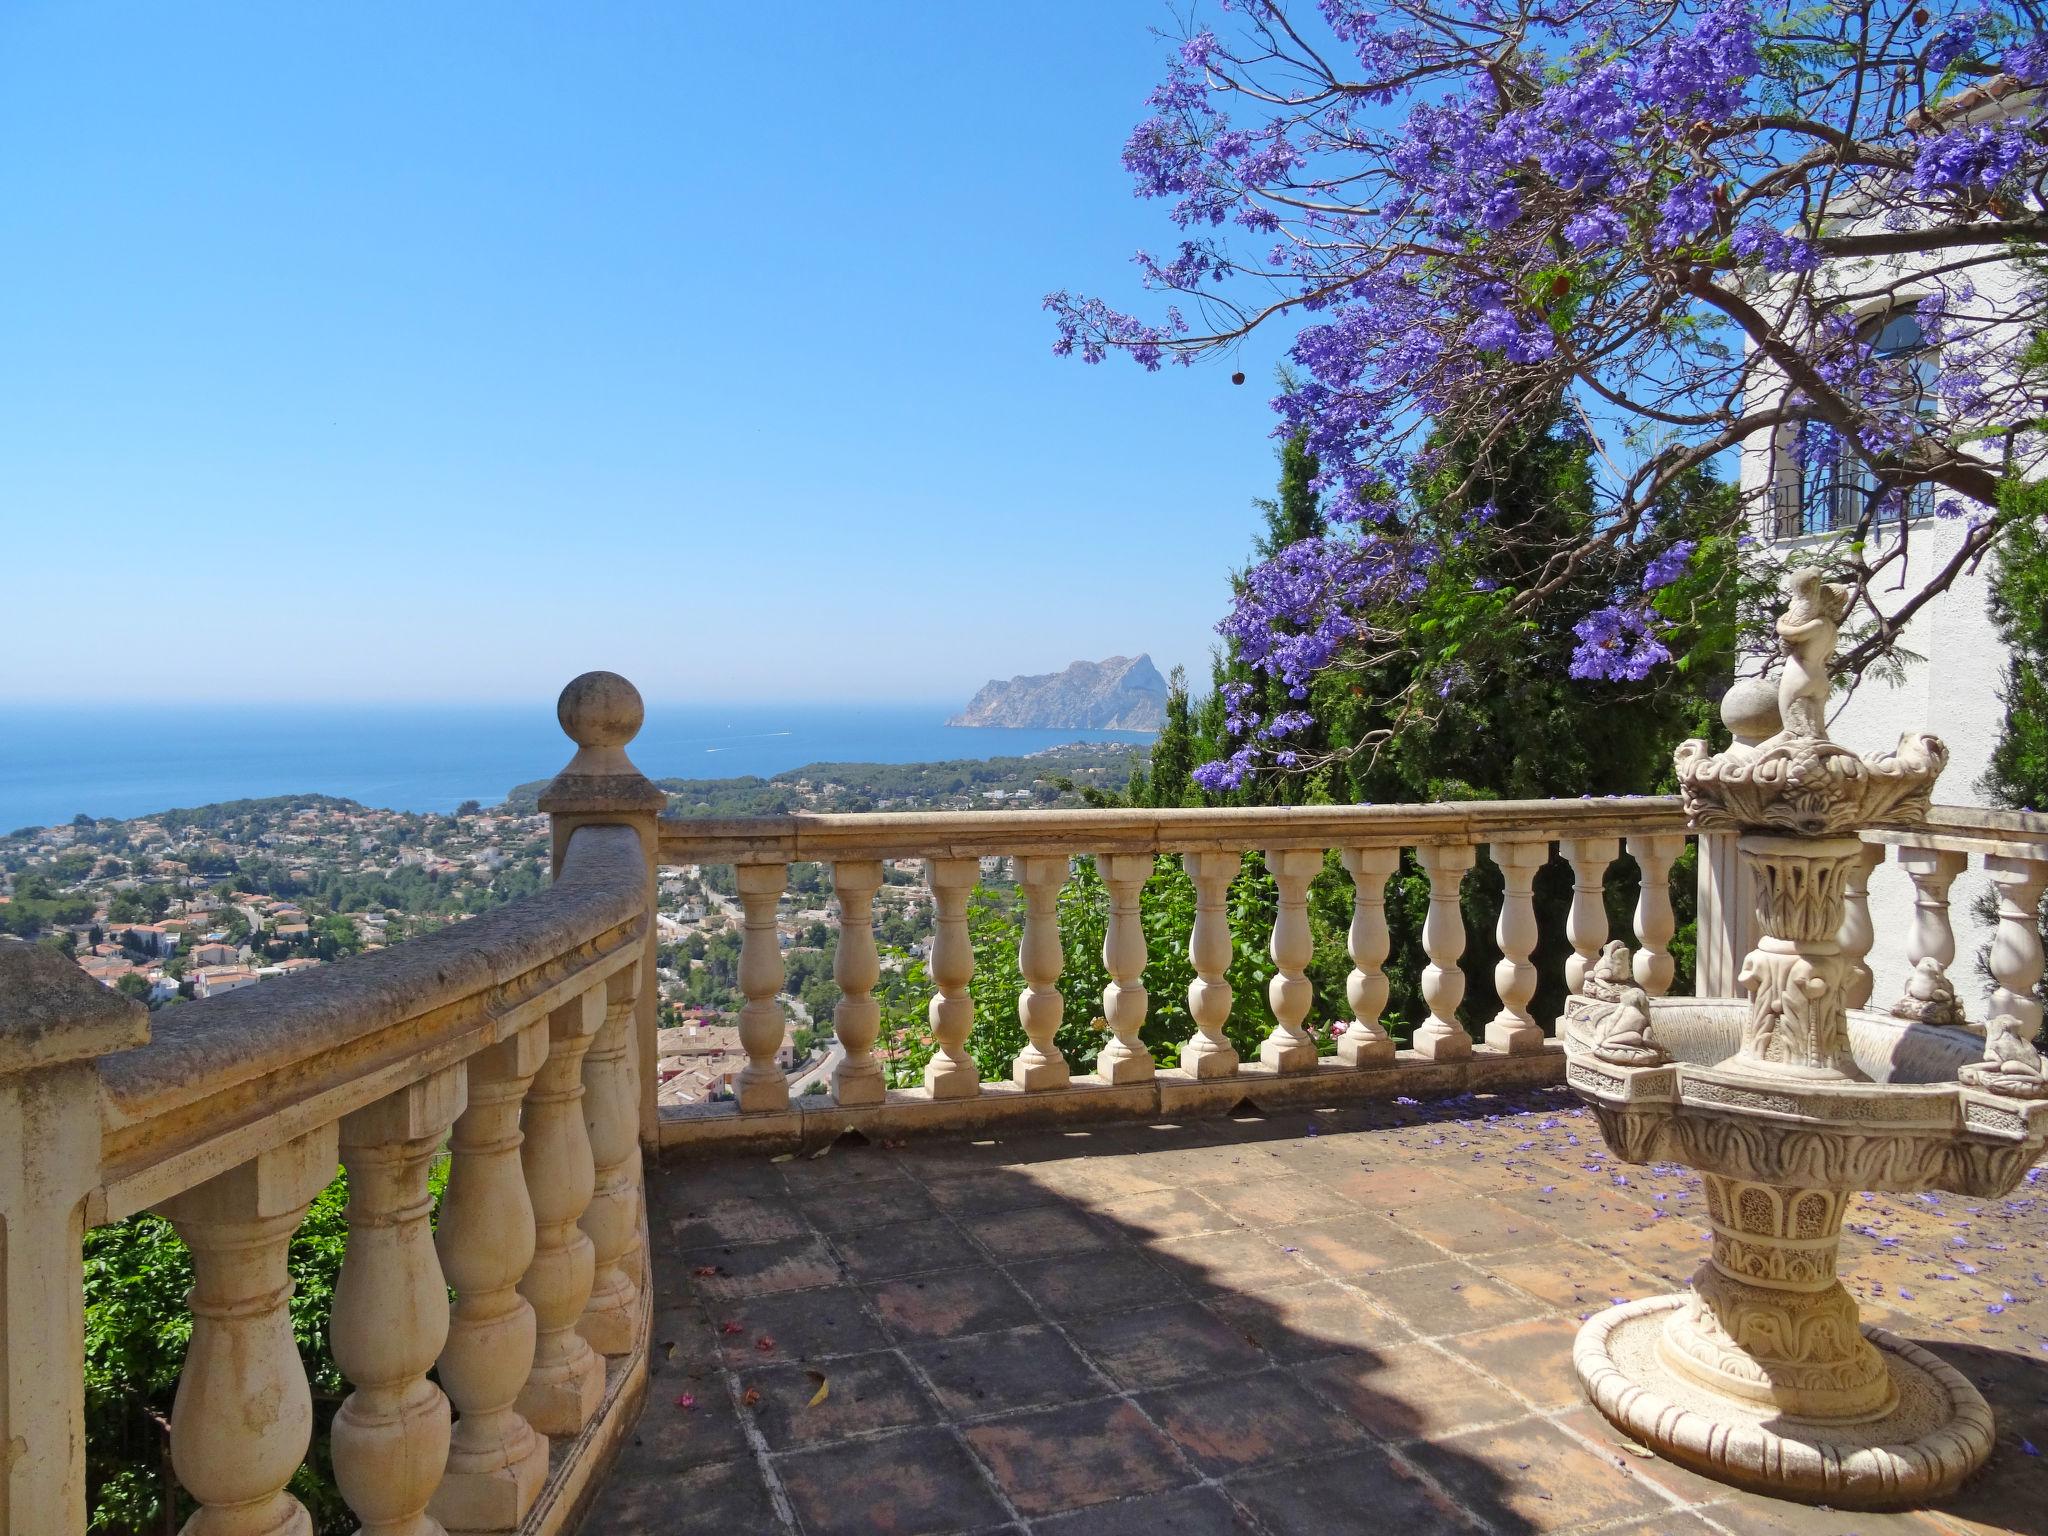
[1890,956,1966,1029]
[1960,1015,2048,1101]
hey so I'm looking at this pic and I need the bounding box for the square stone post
[0,941,149,1536]
[1693,830,1756,1000]
[539,671,668,1153]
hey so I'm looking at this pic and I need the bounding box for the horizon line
[0,695,981,712]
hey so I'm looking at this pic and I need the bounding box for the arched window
[1777,307,1938,538]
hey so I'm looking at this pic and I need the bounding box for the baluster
[1486,841,1548,1053]
[1898,844,1968,986]
[517,988,607,1435]
[160,1127,338,1536]
[1562,837,1619,994]
[580,966,643,1355]
[1626,833,1686,996]
[1337,846,1399,1066]
[1094,853,1155,1083]
[1415,842,1475,1060]
[1838,841,1887,1010]
[432,1024,549,1531]
[921,857,982,1098]
[1182,851,1241,1078]
[332,1066,467,1536]
[1261,848,1322,1073]
[734,862,791,1112]
[1013,855,1071,1090]
[1987,851,2048,1038]
[831,859,887,1106]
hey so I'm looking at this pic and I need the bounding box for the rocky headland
[948,655,1167,730]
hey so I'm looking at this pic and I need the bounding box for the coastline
[0,703,1155,832]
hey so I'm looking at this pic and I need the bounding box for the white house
[193,965,259,999]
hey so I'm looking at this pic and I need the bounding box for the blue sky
[0,2,1292,705]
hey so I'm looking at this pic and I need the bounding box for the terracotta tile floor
[591,1086,2048,1535]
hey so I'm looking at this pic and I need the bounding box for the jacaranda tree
[1049,0,2048,784]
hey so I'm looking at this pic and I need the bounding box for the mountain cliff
[948,655,1168,730]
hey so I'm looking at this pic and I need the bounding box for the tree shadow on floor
[1918,1340,2048,1533]
[608,1087,1821,1535]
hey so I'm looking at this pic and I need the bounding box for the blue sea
[0,703,1155,832]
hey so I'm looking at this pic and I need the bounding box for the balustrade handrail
[656,794,1692,865]
[1861,803,2048,855]
[93,821,648,1222]
[649,793,1710,1137]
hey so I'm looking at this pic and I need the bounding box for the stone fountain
[1563,570,2048,1507]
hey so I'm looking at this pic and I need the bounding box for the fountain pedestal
[1665,1175,1893,1423]
[1564,572,2048,1508]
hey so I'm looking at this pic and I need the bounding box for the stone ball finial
[540,671,664,815]
[557,671,644,751]
[1720,676,1782,748]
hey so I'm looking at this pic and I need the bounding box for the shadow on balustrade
[599,1091,1699,1535]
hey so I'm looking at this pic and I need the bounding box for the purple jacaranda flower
[2005,33,2048,83]
[1193,748,1260,793]
[1913,124,2028,195]
[1641,540,1696,591]
[1730,222,1819,273]
[1653,179,1718,249]
[1570,604,1674,681]
[1927,8,1988,72]
[1260,709,1317,739]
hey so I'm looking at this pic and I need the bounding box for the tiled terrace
[595,1086,2048,1536]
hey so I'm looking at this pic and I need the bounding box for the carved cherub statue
[1960,1015,2048,1100]
[1775,569,1852,739]
[1590,984,1667,1067]
[1583,939,1634,1002]
[1890,956,1965,1029]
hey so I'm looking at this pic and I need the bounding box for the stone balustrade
[0,701,661,1536]
[1861,805,2048,1037]
[654,799,1713,1151]
[5,670,2038,1535]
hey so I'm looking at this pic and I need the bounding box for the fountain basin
[1567,998,2047,1198]
[1564,997,2048,1506]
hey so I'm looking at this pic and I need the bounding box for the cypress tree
[1252,429,1326,557]
[1984,471,2048,817]
[1146,667,1198,808]
[1981,469,2048,1037]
